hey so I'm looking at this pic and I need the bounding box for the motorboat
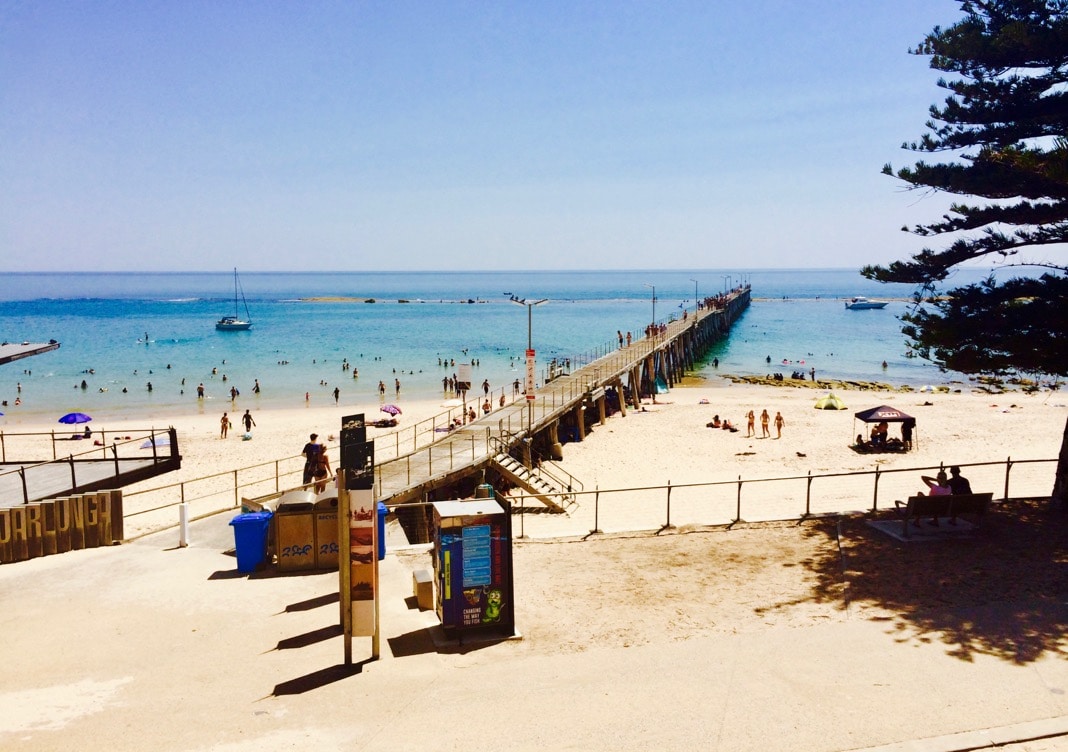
[844,297,888,310]
[216,268,253,330]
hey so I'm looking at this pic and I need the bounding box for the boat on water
[216,268,252,330]
[844,297,888,310]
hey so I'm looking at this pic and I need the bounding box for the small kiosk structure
[432,497,515,639]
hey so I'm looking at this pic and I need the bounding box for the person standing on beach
[197,383,205,398]
[378,381,386,397]
[333,386,340,405]
[241,410,255,432]
[760,409,770,438]
[302,434,322,486]
[774,411,785,439]
[313,446,331,493]
[746,410,755,437]
[220,412,231,438]
[395,378,401,396]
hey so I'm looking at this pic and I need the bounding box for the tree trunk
[1053,414,1068,514]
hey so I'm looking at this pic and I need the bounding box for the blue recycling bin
[230,511,273,573]
[377,501,387,561]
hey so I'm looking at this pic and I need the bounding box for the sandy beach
[3,377,1065,541]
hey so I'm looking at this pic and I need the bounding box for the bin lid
[431,498,503,519]
[277,489,316,511]
[314,497,338,510]
[230,511,273,525]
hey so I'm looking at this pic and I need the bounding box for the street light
[508,294,548,434]
[643,283,656,327]
[690,278,698,312]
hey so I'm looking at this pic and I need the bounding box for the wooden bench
[894,492,993,538]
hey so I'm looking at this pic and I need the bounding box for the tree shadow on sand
[795,499,1068,664]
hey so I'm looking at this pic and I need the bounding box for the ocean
[0,268,996,423]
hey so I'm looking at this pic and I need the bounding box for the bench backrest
[906,492,993,516]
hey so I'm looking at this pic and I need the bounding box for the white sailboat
[216,268,252,331]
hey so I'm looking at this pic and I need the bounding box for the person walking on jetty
[760,409,770,438]
[219,412,231,439]
[746,410,755,438]
[774,411,785,439]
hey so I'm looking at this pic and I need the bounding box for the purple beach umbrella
[58,412,92,424]
[380,404,402,416]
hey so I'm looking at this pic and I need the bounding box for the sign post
[338,413,378,664]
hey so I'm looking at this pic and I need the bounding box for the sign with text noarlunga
[338,413,379,663]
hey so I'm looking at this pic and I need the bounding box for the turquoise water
[0,269,991,422]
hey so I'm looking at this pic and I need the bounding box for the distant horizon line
[6,267,865,275]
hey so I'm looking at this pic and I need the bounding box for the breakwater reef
[383,287,752,543]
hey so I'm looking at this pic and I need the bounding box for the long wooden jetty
[372,287,751,539]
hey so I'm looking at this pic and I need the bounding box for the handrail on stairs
[489,430,584,506]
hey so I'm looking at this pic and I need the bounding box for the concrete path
[0,511,1065,752]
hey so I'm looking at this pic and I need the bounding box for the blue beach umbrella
[58,412,93,424]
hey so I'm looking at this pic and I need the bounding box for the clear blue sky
[1,1,963,272]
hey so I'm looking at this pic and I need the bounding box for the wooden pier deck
[371,288,751,510]
[0,428,182,508]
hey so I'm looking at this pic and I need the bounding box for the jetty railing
[113,452,1056,542]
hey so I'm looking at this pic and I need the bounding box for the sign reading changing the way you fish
[339,413,379,663]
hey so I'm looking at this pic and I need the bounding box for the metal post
[805,471,812,517]
[69,454,76,488]
[872,466,881,512]
[663,481,675,530]
[275,460,280,492]
[233,469,239,508]
[178,502,190,547]
[590,486,602,535]
[735,475,742,523]
[1004,456,1012,500]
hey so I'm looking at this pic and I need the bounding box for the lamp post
[690,278,698,313]
[643,283,656,328]
[508,294,548,434]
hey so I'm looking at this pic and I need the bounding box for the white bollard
[178,502,190,548]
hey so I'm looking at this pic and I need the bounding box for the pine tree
[863,0,1068,508]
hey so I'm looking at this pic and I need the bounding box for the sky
[1,0,966,272]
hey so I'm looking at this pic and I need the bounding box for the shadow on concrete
[276,624,343,651]
[271,661,367,696]
[282,592,339,613]
[791,498,1068,664]
[387,627,438,658]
